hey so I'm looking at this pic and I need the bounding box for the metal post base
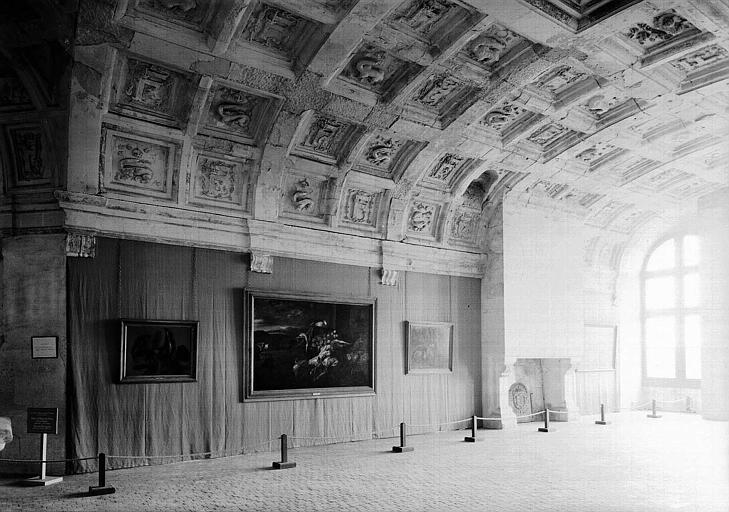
[464,436,480,442]
[272,461,296,469]
[537,427,552,432]
[392,446,414,452]
[88,485,116,496]
[647,414,662,418]
[595,420,610,425]
[23,476,63,486]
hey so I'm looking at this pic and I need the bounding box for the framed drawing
[405,321,453,374]
[119,319,198,383]
[31,336,58,359]
[244,289,375,400]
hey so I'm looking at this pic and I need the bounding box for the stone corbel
[65,233,96,258]
[250,251,273,274]
[380,268,399,286]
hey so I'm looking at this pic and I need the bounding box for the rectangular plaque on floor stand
[24,408,63,486]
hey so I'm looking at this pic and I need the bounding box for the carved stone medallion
[304,116,345,154]
[671,45,728,72]
[527,123,569,146]
[480,103,526,131]
[624,11,695,48]
[509,382,530,415]
[199,158,236,201]
[292,178,315,212]
[123,59,177,113]
[240,3,304,56]
[466,24,520,65]
[428,153,464,182]
[364,135,404,168]
[414,74,461,109]
[207,86,261,136]
[110,137,171,194]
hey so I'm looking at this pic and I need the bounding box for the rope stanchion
[88,453,115,496]
[464,415,479,442]
[647,399,662,419]
[538,409,551,432]
[392,423,414,453]
[272,434,296,470]
[595,403,609,425]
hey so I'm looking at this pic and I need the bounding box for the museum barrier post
[595,403,609,425]
[392,423,414,453]
[647,399,661,419]
[272,434,296,469]
[464,415,479,442]
[88,453,116,495]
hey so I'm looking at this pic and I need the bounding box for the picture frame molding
[405,320,454,374]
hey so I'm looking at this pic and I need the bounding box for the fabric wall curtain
[67,238,480,471]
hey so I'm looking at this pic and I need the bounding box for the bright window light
[646,239,675,271]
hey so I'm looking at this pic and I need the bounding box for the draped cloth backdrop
[67,238,481,471]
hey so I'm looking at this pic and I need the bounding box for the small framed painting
[405,321,453,374]
[119,319,198,383]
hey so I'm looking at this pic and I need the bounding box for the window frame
[640,233,701,388]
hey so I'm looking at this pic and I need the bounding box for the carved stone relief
[413,74,461,109]
[340,44,422,100]
[624,11,695,48]
[304,116,344,154]
[65,233,96,258]
[520,0,643,33]
[7,126,45,183]
[105,132,176,199]
[532,65,587,93]
[466,24,520,65]
[408,201,437,233]
[576,142,619,164]
[509,382,530,416]
[364,135,404,169]
[393,0,456,37]
[342,188,379,226]
[526,123,569,146]
[671,45,728,72]
[450,209,478,241]
[137,0,206,25]
[292,178,315,212]
[480,103,526,131]
[123,59,176,113]
[206,85,263,137]
[194,157,245,206]
[240,3,304,56]
[582,93,622,116]
[427,153,464,182]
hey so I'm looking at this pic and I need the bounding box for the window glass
[685,315,702,379]
[646,239,675,271]
[683,235,700,267]
[683,273,700,308]
[645,316,676,378]
[644,276,675,310]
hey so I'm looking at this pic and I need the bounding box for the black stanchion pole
[464,415,479,442]
[538,409,551,432]
[647,399,661,419]
[392,422,414,452]
[272,434,296,469]
[595,403,609,425]
[88,452,116,496]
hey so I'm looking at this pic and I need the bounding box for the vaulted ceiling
[1,0,728,275]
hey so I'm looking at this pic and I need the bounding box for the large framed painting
[405,321,453,374]
[244,289,375,400]
[119,319,198,383]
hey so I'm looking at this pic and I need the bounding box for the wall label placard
[31,336,58,359]
[27,408,58,435]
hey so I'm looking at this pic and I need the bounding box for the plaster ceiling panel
[352,132,428,180]
[517,0,644,33]
[331,42,424,105]
[199,81,283,146]
[291,112,366,166]
[109,55,197,129]
[385,0,485,57]
[234,2,330,76]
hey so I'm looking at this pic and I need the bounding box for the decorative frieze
[671,44,728,72]
[365,135,404,168]
[65,233,97,258]
[480,103,526,131]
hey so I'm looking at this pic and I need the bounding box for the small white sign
[31,337,58,359]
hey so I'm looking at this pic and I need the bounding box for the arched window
[642,234,701,385]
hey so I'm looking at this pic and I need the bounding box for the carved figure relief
[428,153,464,182]
[199,158,236,201]
[343,189,377,225]
[124,60,174,112]
[576,142,618,163]
[408,202,435,233]
[113,138,167,190]
[347,49,388,86]
[466,25,519,65]
[292,178,314,212]
[533,65,586,93]
[395,0,453,35]
[304,116,344,154]
[509,382,530,415]
[671,45,728,72]
[9,127,44,181]
[480,103,526,131]
[365,136,403,168]
[583,94,621,115]
[242,4,302,54]
[625,11,694,47]
[527,123,568,146]
[212,87,260,134]
[414,74,461,108]
[450,210,477,240]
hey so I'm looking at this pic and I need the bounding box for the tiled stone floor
[1,412,727,512]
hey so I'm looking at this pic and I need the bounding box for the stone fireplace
[498,358,577,426]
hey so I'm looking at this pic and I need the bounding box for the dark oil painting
[245,290,375,399]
